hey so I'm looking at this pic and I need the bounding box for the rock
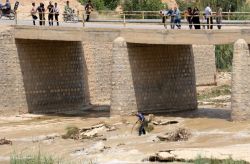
[157,152,175,161]
[152,121,160,125]
[160,120,178,125]
[148,151,176,162]
[0,138,12,145]
[152,120,179,126]
[79,123,116,139]
[157,128,191,142]
[117,143,125,146]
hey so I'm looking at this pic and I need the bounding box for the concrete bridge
[1,25,250,121]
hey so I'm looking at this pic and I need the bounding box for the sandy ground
[1,72,250,163]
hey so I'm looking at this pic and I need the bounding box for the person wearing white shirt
[54,2,59,26]
[205,3,213,29]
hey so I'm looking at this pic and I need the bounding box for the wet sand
[0,105,250,163]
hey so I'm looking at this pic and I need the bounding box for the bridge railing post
[15,12,17,25]
[82,13,85,27]
[142,11,144,19]
[209,15,211,29]
[228,10,231,20]
[164,15,167,29]
[123,13,126,27]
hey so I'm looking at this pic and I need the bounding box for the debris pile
[0,138,12,145]
[148,151,176,162]
[62,123,116,140]
[152,120,179,126]
[157,128,191,142]
[62,126,80,140]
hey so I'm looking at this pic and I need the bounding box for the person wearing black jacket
[85,0,93,22]
[192,7,201,29]
[47,1,54,26]
[37,3,45,26]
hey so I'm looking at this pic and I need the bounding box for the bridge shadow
[152,107,232,121]
[127,43,197,114]
[15,39,111,116]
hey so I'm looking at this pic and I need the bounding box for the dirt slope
[10,0,83,20]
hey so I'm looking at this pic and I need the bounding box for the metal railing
[5,10,250,28]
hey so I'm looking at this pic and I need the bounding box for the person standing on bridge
[186,7,193,29]
[192,7,201,29]
[173,6,181,29]
[85,0,93,22]
[47,1,54,26]
[37,3,45,26]
[166,7,174,29]
[216,4,222,29]
[205,3,213,29]
[54,2,59,26]
[30,2,37,26]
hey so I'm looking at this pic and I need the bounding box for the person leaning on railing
[159,9,166,24]
[173,6,181,29]
[166,8,174,29]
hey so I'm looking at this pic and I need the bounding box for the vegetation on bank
[193,156,249,164]
[10,152,57,164]
[197,84,231,101]
[215,45,233,71]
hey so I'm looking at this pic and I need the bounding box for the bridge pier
[111,37,197,115]
[231,39,250,121]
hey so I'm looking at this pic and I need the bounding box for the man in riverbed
[135,112,146,136]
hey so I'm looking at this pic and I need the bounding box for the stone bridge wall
[0,27,216,114]
[231,39,250,121]
[111,38,197,115]
[0,28,27,114]
[16,39,89,113]
[193,45,216,86]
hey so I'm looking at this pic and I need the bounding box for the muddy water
[0,107,250,163]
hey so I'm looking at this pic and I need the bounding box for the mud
[0,106,250,163]
[1,72,249,163]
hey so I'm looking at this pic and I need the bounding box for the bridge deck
[14,25,250,45]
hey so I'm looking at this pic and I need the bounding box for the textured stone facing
[111,37,197,115]
[82,41,113,106]
[15,39,89,113]
[231,39,250,121]
[193,45,216,86]
[0,28,27,114]
[0,27,215,115]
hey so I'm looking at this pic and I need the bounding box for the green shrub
[122,0,164,11]
[79,0,120,11]
[215,44,233,71]
[194,156,249,164]
[198,84,231,101]
[62,126,79,139]
[10,152,56,164]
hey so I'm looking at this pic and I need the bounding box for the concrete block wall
[15,39,89,113]
[111,37,197,115]
[193,45,216,86]
[0,28,27,114]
